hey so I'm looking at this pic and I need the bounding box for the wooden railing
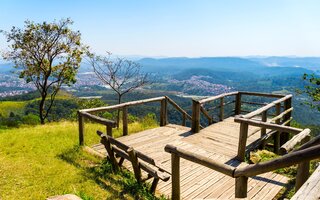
[191,91,288,133]
[165,133,320,199]
[192,91,239,132]
[78,96,192,145]
[234,94,293,161]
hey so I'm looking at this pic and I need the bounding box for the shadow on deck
[78,91,320,199]
[91,118,287,199]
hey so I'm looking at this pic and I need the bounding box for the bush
[22,114,40,125]
[0,112,22,127]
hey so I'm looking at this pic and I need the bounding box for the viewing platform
[78,92,320,199]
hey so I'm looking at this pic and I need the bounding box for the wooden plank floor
[92,117,288,199]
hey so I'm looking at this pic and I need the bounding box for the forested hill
[137,57,317,77]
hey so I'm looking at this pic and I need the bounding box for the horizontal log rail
[80,96,166,113]
[198,91,238,104]
[192,91,290,133]
[245,117,293,151]
[206,100,236,111]
[279,128,311,155]
[165,133,320,199]
[242,94,292,119]
[234,117,302,134]
[238,91,285,98]
[234,144,320,177]
[297,134,320,151]
[79,96,192,145]
[241,101,268,106]
[165,144,235,177]
[270,107,293,123]
[78,111,117,127]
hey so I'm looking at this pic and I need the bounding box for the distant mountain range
[137,57,320,77]
[1,56,320,75]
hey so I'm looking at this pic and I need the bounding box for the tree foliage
[1,18,87,124]
[302,73,320,111]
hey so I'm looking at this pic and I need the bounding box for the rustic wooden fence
[78,96,191,145]
[165,132,320,199]
[191,91,293,161]
[191,91,289,133]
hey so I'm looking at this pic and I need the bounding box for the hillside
[0,121,159,199]
[137,57,314,76]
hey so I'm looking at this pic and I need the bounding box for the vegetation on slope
[0,119,160,200]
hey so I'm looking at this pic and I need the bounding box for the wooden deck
[91,117,288,199]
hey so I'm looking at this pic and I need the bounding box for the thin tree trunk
[39,94,46,124]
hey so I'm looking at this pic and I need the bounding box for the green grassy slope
[0,101,26,117]
[0,121,158,200]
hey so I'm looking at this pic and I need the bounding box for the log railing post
[107,125,113,137]
[235,93,242,115]
[122,106,128,136]
[295,135,311,191]
[160,98,168,126]
[281,97,292,145]
[274,103,281,154]
[219,97,224,121]
[261,110,267,149]
[237,122,249,162]
[192,100,201,133]
[171,153,180,200]
[261,111,267,136]
[182,113,186,126]
[235,176,248,198]
[78,111,84,145]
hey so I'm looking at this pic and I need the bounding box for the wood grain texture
[291,163,320,200]
[91,117,288,199]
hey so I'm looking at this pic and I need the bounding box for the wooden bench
[97,131,170,193]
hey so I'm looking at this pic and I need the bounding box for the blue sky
[1,0,320,57]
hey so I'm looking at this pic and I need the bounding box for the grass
[0,91,74,118]
[0,101,26,117]
[0,120,159,200]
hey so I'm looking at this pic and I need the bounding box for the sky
[1,0,320,57]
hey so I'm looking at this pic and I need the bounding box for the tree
[87,52,149,126]
[1,19,86,124]
[302,73,320,111]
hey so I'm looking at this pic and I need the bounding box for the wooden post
[281,97,292,145]
[128,148,142,183]
[235,176,248,198]
[182,113,186,126]
[78,111,84,145]
[107,125,113,137]
[260,110,267,149]
[160,98,168,126]
[274,103,281,154]
[235,93,241,115]
[237,122,249,162]
[102,136,119,172]
[171,153,180,200]
[219,97,224,121]
[192,100,201,133]
[295,135,311,191]
[122,106,128,136]
[150,178,160,194]
[295,161,310,192]
[261,111,267,136]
